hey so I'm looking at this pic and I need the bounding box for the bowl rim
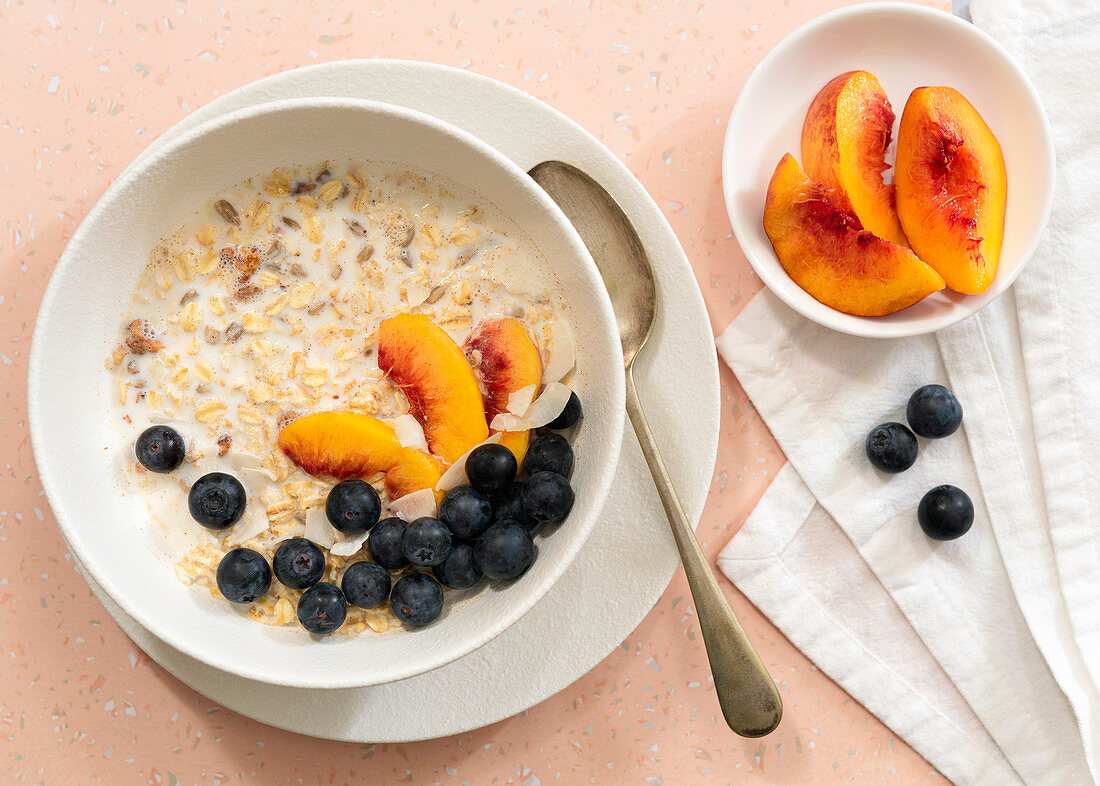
[28,95,626,688]
[721,1,1057,339]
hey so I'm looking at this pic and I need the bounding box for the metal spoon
[529,160,783,738]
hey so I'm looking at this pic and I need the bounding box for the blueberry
[491,482,538,532]
[546,391,582,430]
[474,522,536,580]
[390,573,445,628]
[907,385,963,439]
[296,582,347,635]
[865,423,918,474]
[439,485,493,540]
[272,538,325,590]
[401,517,452,567]
[521,471,574,524]
[524,434,574,479]
[135,425,186,473]
[216,547,271,604]
[432,542,483,590]
[325,479,381,534]
[188,472,247,529]
[465,443,517,495]
[341,561,391,609]
[369,517,408,570]
[918,485,974,541]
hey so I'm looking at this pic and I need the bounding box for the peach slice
[763,153,945,316]
[894,86,1007,294]
[277,411,444,499]
[377,313,489,465]
[801,70,908,247]
[463,317,544,463]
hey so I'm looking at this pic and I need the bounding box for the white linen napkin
[715,1,1100,782]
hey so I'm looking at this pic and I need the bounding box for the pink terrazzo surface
[2,0,952,783]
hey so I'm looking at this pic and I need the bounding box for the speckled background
[2,0,951,783]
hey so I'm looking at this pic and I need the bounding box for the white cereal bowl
[722,2,1055,338]
[28,98,625,689]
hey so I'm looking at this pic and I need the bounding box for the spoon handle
[625,368,783,737]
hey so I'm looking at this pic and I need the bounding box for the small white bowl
[29,98,625,689]
[722,2,1055,338]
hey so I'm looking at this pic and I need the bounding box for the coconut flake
[227,507,270,546]
[505,384,537,417]
[522,382,572,427]
[304,506,337,549]
[489,412,529,432]
[389,487,438,521]
[541,320,575,384]
[330,531,370,557]
[394,414,429,452]
[406,281,432,308]
[434,433,502,492]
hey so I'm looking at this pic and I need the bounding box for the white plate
[67,59,721,742]
[722,2,1055,338]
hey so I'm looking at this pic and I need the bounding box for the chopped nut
[234,246,262,281]
[289,262,307,277]
[126,359,140,375]
[204,326,220,345]
[307,301,325,316]
[234,284,261,301]
[125,320,164,354]
[330,265,343,280]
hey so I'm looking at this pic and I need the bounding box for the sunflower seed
[281,216,300,229]
[424,282,449,304]
[224,321,243,343]
[344,218,369,237]
[214,199,240,225]
[179,289,198,306]
[356,243,375,264]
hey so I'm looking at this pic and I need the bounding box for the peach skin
[378,313,489,464]
[801,70,908,247]
[463,317,543,463]
[763,153,945,317]
[894,86,1007,294]
[277,411,445,499]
